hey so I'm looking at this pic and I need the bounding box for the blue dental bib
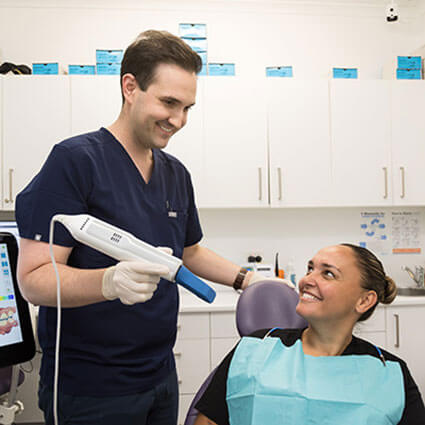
[226,336,404,425]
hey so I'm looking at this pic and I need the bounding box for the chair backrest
[184,280,307,425]
[236,280,307,336]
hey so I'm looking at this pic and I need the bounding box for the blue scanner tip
[175,266,216,303]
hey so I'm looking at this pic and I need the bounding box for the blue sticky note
[266,66,293,77]
[396,68,422,80]
[179,23,207,38]
[333,68,358,79]
[181,37,207,53]
[208,63,235,76]
[198,51,207,64]
[397,56,422,69]
[96,63,121,75]
[96,49,123,64]
[32,63,59,75]
[199,64,207,76]
[68,65,96,75]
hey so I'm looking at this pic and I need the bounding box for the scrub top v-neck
[16,127,203,396]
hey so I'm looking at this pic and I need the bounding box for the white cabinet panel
[210,312,238,338]
[386,305,425,397]
[268,79,332,206]
[165,79,204,206]
[178,394,194,425]
[211,337,239,369]
[202,77,268,207]
[391,81,425,205]
[2,75,71,210]
[330,80,392,206]
[174,338,210,394]
[70,75,121,135]
[177,312,209,339]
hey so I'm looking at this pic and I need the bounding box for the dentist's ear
[355,290,378,315]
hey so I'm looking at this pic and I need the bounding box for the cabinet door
[268,80,332,206]
[386,305,425,397]
[391,81,425,205]
[70,75,121,134]
[2,76,71,210]
[202,77,268,207]
[330,80,392,206]
[165,79,205,206]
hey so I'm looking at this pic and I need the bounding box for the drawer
[210,312,238,338]
[177,312,209,339]
[211,337,239,369]
[174,338,210,394]
[353,306,385,334]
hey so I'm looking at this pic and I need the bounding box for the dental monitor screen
[0,231,35,367]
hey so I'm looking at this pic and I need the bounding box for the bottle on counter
[286,258,297,287]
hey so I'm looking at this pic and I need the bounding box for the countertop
[179,288,425,313]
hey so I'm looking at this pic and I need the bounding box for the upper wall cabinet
[1,76,71,210]
[201,77,269,208]
[70,75,121,135]
[391,81,425,206]
[268,79,332,207]
[330,80,392,206]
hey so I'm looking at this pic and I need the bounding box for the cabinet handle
[258,168,262,201]
[277,168,283,201]
[400,167,405,199]
[4,169,14,204]
[382,167,388,199]
[178,379,182,385]
[174,352,182,358]
[394,314,400,348]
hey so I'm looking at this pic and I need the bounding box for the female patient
[194,244,425,425]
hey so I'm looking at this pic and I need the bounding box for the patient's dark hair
[341,243,397,321]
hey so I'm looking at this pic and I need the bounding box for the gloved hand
[248,272,295,289]
[102,247,172,305]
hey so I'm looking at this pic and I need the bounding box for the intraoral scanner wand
[52,214,216,303]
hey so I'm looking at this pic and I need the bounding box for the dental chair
[183,280,307,425]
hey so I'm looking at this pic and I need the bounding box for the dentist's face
[296,245,365,324]
[127,63,197,150]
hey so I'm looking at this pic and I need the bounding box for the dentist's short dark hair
[120,30,202,102]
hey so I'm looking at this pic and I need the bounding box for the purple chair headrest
[236,280,307,336]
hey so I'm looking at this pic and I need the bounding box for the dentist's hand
[247,272,295,290]
[102,247,172,305]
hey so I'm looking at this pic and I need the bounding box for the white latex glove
[102,247,172,305]
[248,272,295,289]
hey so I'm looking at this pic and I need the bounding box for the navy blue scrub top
[16,128,203,396]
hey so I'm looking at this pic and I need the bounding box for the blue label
[198,51,208,64]
[32,63,59,75]
[397,56,422,69]
[179,23,207,38]
[181,37,207,53]
[396,68,422,80]
[333,68,358,79]
[199,64,208,76]
[266,66,293,77]
[96,63,121,75]
[96,49,123,64]
[68,65,96,75]
[208,63,235,76]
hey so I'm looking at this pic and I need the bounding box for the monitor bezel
[0,232,36,367]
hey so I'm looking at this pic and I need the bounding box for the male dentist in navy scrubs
[15,30,288,425]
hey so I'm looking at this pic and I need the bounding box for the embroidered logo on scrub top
[168,211,177,218]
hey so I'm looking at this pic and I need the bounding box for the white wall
[2,0,425,289]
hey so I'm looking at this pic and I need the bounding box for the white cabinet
[1,75,71,209]
[70,75,121,135]
[202,77,269,208]
[353,306,386,347]
[391,81,425,206]
[268,79,332,207]
[386,304,425,397]
[330,80,392,206]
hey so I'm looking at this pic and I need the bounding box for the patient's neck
[301,323,353,357]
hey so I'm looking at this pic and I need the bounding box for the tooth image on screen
[0,306,18,335]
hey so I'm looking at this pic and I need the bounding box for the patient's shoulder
[249,328,306,347]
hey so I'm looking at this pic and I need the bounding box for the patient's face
[296,245,365,324]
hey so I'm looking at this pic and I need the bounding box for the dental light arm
[51,214,216,303]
